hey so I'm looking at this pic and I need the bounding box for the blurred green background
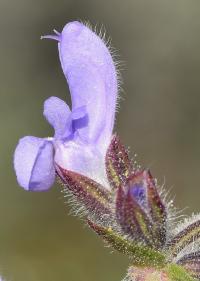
[0,0,200,280]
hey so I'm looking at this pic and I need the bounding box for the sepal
[167,218,200,258]
[106,135,132,189]
[115,170,166,249]
[56,165,112,216]
[116,184,155,247]
[146,170,167,247]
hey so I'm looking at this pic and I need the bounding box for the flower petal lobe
[43,96,72,139]
[14,136,55,191]
[58,21,118,153]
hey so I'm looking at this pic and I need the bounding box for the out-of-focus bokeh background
[0,0,200,280]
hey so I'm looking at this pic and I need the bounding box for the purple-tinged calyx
[56,165,112,217]
[167,218,200,258]
[116,170,167,248]
[106,135,133,189]
[127,171,148,207]
[14,21,118,191]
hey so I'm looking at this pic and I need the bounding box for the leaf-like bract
[88,220,166,267]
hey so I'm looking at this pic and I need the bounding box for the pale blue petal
[72,105,87,120]
[58,22,117,152]
[43,96,72,139]
[14,136,55,191]
[54,140,109,188]
[46,21,118,153]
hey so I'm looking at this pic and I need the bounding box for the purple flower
[14,21,118,191]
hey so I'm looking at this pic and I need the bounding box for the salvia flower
[14,21,118,191]
[14,21,200,281]
[57,134,200,281]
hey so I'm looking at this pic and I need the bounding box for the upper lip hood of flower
[14,21,118,191]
